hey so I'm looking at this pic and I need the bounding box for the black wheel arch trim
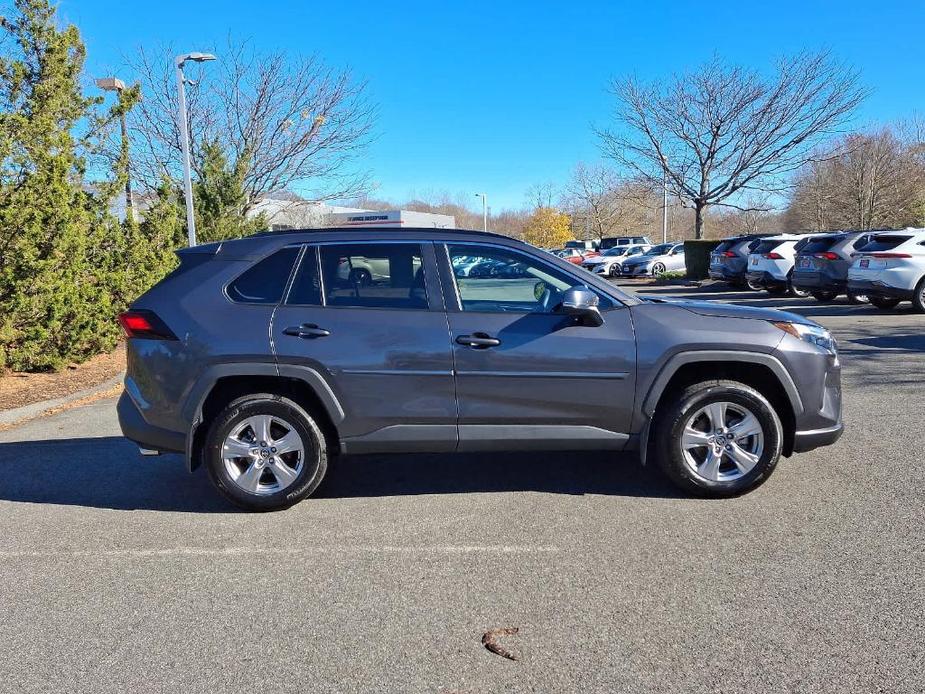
[636,350,804,465]
[182,362,346,471]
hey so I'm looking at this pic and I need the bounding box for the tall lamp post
[474,192,488,231]
[96,77,134,223]
[660,155,669,244]
[175,52,216,247]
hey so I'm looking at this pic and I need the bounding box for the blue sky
[66,0,925,211]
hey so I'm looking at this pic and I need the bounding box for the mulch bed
[0,343,125,412]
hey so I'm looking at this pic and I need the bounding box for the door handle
[456,332,501,349]
[283,323,331,339]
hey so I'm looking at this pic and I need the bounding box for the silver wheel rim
[653,263,665,274]
[222,415,305,496]
[680,401,764,483]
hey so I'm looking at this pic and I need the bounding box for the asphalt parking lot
[0,283,922,694]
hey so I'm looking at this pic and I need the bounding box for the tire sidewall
[656,383,783,496]
[205,395,328,511]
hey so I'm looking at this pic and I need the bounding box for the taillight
[764,252,784,260]
[118,310,178,340]
[871,253,912,259]
[815,252,839,261]
[722,251,736,258]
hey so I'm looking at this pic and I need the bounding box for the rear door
[439,242,636,451]
[272,241,457,452]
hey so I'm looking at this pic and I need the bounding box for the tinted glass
[287,247,321,305]
[645,244,673,255]
[319,243,427,310]
[752,240,785,254]
[227,247,299,304]
[713,241,734,253]
[798,236,841,254]
[861,235,911,252]
[449,244,612,313]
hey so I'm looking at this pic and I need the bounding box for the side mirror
[558,286,604,327]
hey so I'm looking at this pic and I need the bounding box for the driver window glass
[447,244,611,313]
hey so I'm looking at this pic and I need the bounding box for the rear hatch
[710,240,736,268]
[794,235,842,274]
[851,234,914,275]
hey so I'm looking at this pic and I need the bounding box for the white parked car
[745,234,819,297]
[580,244,650,277]
[847,228,925,311]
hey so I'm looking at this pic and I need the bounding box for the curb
[0,372,125,428]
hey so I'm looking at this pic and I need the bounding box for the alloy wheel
[679,401,764,482]
[222,415,305,495]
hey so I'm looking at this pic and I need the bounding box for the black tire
[811,290,838,302]
[767,285,788,296]
[349,267,373,286]
[788,278,810,298]
[912,277,925,314]
[609,263,621,277]
[846,291,868,305]
[746,278,763,291]
[652,262,666,276]
[204,393,328,512]
[653,380,783,498]
[869,296,901,310]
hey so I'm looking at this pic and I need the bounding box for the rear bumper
[709,266,743,282]
[847,279,914,300]
[117,391,185,453]
[793,422,844,453]
[746,271,787,290]
[792,273,845,292]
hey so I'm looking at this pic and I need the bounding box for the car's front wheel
[652,262,666,276]
[204,394,329,511]
[654,380,783,497]
[846,291,868,305]
[609,263,621,277]
[912,278,925,314]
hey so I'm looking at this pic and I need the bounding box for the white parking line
[0,545,560,559]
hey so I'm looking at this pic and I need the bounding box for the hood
[643,297,817,326]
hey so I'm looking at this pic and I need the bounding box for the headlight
[772,321,837,354]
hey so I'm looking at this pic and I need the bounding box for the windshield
[645,244,673,256]
[603,247,628,257]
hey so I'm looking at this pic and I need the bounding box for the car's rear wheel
[204,393,328,511]
[653,380,782,497]
[811,290,838,302]
[846,291,868,305]
[788,278,810,298]
[746,278,763,291]
[912,278,925,314]
[869,296,901,310]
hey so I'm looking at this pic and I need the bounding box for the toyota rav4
[118,228,843,511]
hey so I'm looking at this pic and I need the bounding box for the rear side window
[320,243,428,310]
[227,247,299,304]
[799,236,841,254]
[861,235,911,252]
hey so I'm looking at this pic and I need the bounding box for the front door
[441,242,637,451]
[272,241,457,453]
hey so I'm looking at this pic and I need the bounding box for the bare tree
[597,52,867,238]
[564,163,658,240]
[126,39,376,212]
[786,128,925,231]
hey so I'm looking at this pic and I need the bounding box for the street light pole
[660,155,669,244]
[96,77,134,223]
[174,52,216,247]
[475,192,487,231]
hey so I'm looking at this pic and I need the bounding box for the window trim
[284,240,440,312]
[441,241,617,315]
[223,245,302,306]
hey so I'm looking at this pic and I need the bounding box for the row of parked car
[549,238,688,278]
[708,228,925,311]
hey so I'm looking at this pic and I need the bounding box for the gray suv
[118,228,843,511]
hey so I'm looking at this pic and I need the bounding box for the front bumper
[117,391,185,453]
[621,264,652,277]
[847,279,914,300]
[793,422,844,452]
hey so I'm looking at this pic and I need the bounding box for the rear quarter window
[226,247,300,304]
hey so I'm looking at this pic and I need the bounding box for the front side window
[319,243,427,310]
[227,247,299,304]
[448,244,612,313]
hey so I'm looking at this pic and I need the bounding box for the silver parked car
[620,242,685,277]
[581,244,650,277]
